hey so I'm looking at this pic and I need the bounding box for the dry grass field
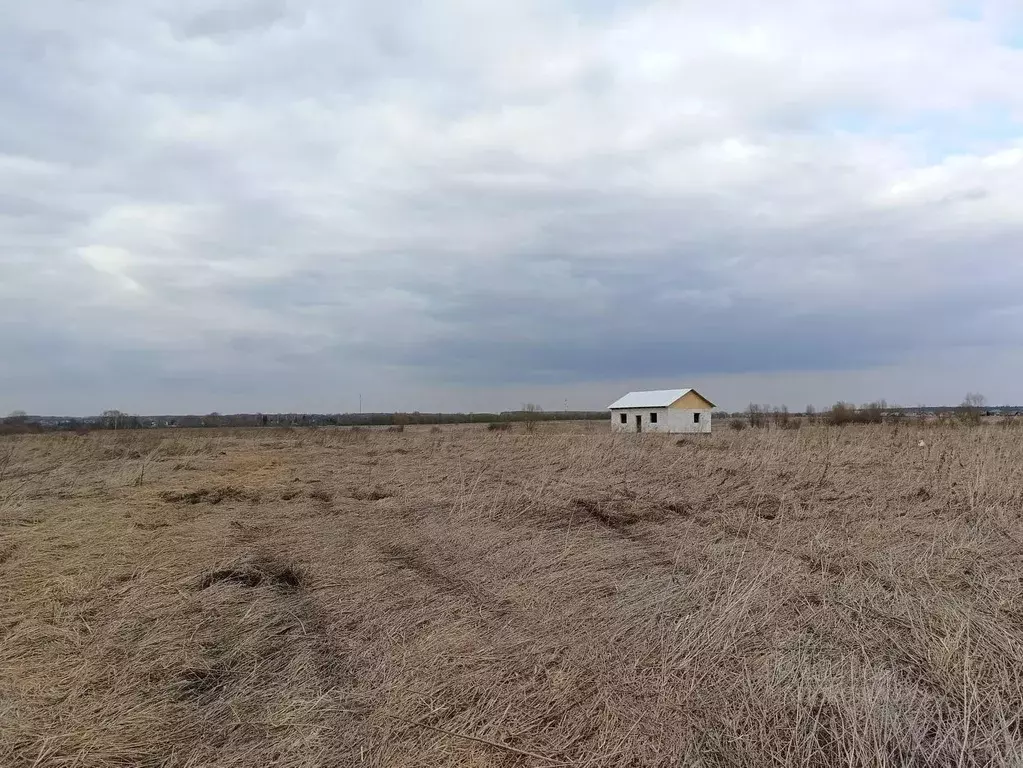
[2,422,1023,767]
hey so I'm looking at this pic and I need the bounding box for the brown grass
[2,423,1023,766]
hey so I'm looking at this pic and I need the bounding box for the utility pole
[359,393,362,414]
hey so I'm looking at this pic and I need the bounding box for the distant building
[608,389,715,434]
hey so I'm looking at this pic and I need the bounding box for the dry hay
[2,422,1023,766]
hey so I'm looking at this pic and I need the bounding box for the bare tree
[772,405,791,428]
[5,410,28,425]
[959,393,987,425]
[859,400,886,424]
[963,392,987,409]
[522,403,542,433]
[828,402,856,426]
[746,404,769,428]
[101,410,124,430]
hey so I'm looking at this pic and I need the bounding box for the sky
[2,0,1023,415]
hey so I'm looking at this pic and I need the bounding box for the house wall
[610,408,712,434]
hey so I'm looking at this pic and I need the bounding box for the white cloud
[1,0,1023,412]
[77,245,145,294]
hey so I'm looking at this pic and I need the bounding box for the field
[2,422,1023,767]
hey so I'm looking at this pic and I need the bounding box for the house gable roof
[607,389,716,410]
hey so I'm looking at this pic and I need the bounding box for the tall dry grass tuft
[2,422,1023,766]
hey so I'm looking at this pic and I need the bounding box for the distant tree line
[0,407,609,433]
[2,393,1014,435]
[725,393,1004,429]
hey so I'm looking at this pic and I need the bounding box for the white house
[608,389,715,434]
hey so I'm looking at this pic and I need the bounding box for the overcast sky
[2,1,1023,415]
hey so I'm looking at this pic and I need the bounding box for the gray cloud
[2,0,1023,413]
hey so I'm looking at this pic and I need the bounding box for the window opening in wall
[694,413,701,424]
[620,413,627,424]
[650,412,658,424]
